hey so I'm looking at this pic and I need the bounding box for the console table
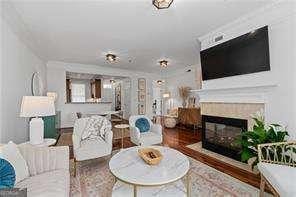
[178,107,201,129]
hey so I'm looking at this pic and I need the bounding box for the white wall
[1,17,47,143]
[0,18,2,143]
[162,64,202,114]
[198,2,296,139]
[47,61,159,128]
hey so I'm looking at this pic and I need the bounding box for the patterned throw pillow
[0,158,16,189]
[81,116,111,141]
[135,118,150,133]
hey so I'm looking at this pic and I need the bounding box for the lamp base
[29,117,44,145]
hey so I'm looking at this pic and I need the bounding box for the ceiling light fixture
[156,80,164,85]
[106,53,117,63]
[159,60,168,68]
[153,0,173,9]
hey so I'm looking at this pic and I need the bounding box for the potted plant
[178,86,191,108]
[236,114,289,169]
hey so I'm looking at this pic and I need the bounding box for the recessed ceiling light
[106,53,117,63]
[159,60,168,68]
[153,0,173,9]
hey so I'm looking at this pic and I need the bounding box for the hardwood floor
[58,123,261,190]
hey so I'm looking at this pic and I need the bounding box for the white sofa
[129,115,162,146]
[257,141,296,197]
[72,117,113,175]
[16,144,70,197]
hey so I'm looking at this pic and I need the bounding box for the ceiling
[9,0,274,73]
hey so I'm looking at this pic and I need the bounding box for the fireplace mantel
[191,84,277,104]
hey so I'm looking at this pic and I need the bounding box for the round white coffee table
[109,146,190,197]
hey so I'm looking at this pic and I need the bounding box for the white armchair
[72,117,113,176]
[129,115,163,146]
[258,141,296,197]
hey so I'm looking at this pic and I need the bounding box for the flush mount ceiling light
[156,80,164,85]
[153,0,173,9]
[106,53,117,63]
[159,60,168,68]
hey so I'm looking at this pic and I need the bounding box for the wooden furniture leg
[260,174,265,197]
[74,158,77,177]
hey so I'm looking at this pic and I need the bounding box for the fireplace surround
[202,115,248,161]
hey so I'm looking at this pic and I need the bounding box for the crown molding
[198,1,296,50]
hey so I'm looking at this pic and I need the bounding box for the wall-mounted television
[200,26,270,80]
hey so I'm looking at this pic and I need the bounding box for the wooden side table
[114,124,129,149]
[24,138,57,147]
[178,107,201,129]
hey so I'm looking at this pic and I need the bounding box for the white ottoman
[164,116,177,128]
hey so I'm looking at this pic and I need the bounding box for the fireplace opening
[202,115,248,161]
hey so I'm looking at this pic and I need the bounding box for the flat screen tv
[200,26,270,80]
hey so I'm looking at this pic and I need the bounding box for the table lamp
[20,96,55,145]
[46,92,58,102]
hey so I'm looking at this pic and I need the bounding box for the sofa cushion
[140,132,162,146]
[15,169,69,197]
[18,144,69,176]
[135,118,150,133]
[74,138,111,161]
[258,163,296,197]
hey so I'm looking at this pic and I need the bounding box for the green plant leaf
[241,148,255,162]
[237,117,289,168]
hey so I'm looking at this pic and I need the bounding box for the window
[103,83,112,89]
[71,83,86,102]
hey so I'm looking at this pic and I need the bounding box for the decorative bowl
[138,148,163,165]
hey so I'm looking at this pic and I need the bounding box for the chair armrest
[258,141,296,167]
[105,130,113,145]
[72,133,81,150]
[18,144,69,176]
[130,126,141,143]
[151,124,162,135]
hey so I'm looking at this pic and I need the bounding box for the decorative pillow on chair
[0,158,16,189]
[135,118,150,133]
[0,141,29,183]
[82,116,111,140]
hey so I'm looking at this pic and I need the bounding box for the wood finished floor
[58,124,261,190]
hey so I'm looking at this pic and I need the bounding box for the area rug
[186,142,258,174]
[70,154,262,197]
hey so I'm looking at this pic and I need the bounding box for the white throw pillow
[0,141,29,183]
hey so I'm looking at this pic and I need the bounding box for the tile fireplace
[202,115,248,161]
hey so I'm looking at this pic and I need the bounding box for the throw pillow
[82,116,111,140]
[0,158,16,189]
[0,141,29,183]
[135,118,150,133]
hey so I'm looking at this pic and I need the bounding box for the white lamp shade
[20,96,55,117]
[46,92,58,101]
